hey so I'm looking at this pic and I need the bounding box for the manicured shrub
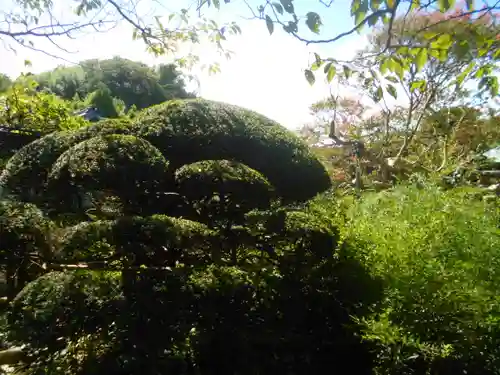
[1,99,362,375]
[0,200,53,299]
[175,160,275,225]
[135,98,331,202]
[47,134,170,214]
[0,118,134,202]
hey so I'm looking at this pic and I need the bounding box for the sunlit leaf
[311,53,323,71]
[438,0,455,12]
[410,0,421,10]
[415,48,428,72]
[324,63,336,82]
[370,0,382,11]
[410,80,426,92]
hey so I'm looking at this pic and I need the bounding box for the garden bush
[342,184,500,375]
[0,200,53,300]
[0,99,383,375]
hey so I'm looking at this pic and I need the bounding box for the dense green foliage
[175,160,275,225]
[135,99,331,202]
[0,93,498,375]
[0,98,379,375]
[0,79,87,134]
[0,200,53,299]
[342,185,500,374]
[30,58,195,110]
[0,1,499,373]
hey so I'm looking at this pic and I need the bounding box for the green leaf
[353,0,369,25]
[279,0,294,14]
[213,0,220,9]
[385,0,395,8]
[386,84,397,99]
[386,76,398,83]
[465,0,474,10]
[438,0,455,12]
[455,62,475,86]
[325,63,336,83]
[306,12,322,34]
[314,53,322,65]
[415,48,428,72]
[305,69,315,85]
[351,0,361,15]
[488,76,499,97]
[311,53,323,70]
[265,15,274,34]
[370,0,382,11]
[475,66,487,79]
[368,13,379,26]
[410,0,421,10]
[24,60,32,67]
[272,2,284,14]
[410,80,426,92]
[343,65,353,79]
[374,86,383,102]
[380,58,390,75]
[478,47,489,58]
[432,34,453,49]
[454,41,470,59]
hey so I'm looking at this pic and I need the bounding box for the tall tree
[306,7,499,175]
[30,57,194,109]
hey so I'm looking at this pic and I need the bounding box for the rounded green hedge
[175,160,275,222]
[55,220,115,262]
[8,270,123,350]
[47,134,170,212]
[57,215,215,266]
[134,98,331,202]
[0,132,76,200]
[1,99,330,205]
[0,119,135,201]
[0,200,54,296]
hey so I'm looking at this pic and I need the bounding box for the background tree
[84,84,119,118]
[349,6,500,168]
[31,57,195,110]
[0,74,12,93]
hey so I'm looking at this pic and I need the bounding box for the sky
[0,0,371,129]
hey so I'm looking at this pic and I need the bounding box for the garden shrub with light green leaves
[343,184,500,375]
[0,98,382,375]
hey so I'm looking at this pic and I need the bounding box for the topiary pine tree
[0,98,379,375]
